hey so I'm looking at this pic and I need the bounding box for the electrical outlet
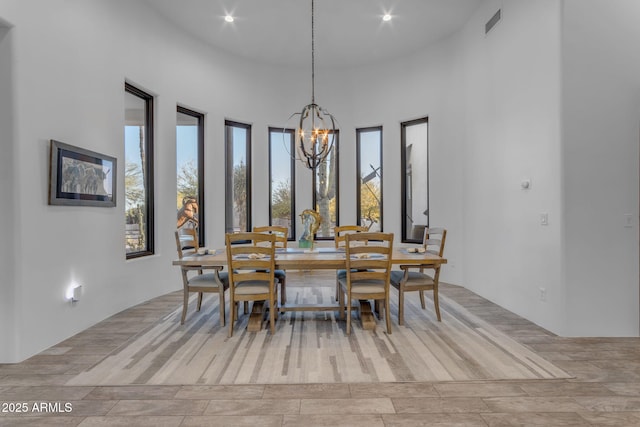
[624,214,633,228]
[539,287,547,302]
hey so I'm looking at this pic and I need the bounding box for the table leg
[359,300,376,330]
[247,301,266,332]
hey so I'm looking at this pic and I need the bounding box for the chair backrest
[334,225,369,248]
[422,227,447,257]
[226,232,277,287]
[344,232,394,284]
[175,228,199,259]
[253,225,288,248]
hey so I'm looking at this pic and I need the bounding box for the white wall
[1,0,308,361]
[458,0,566,332]
[562,0,640,336]
[340,35,466,285]
[0,20,17,362]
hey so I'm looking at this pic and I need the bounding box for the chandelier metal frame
[288,0,337,170]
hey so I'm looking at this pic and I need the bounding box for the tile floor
[1,274,640,426]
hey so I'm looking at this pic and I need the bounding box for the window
[356,126,382,232]
[269,127,296,240]
[401,117,429,243]
[225,120,251,234]
[313,130,339,239]
[176,106,205,245]
[124,83,154,258]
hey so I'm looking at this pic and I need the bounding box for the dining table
[173,245,447,331]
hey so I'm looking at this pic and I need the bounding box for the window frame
[176,106,205,246]
[400,116,429,243]
[124,82,154,259]
[268,127,296,241]
[356,126,383,232]
[224,120,252,237]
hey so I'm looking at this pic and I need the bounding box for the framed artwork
[48,139,117,207]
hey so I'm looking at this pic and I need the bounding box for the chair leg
[335,279,339,301]
[228,287,236,337]
[219,288,226,327]
[374,300,381,317]
[398,288,405,326]
[197,292,203,311]
[419,290,426,309]
[384,297,392,334]
[280,277,287,305]
[269,293,276,334]
[278,278,286,314]
[433,285,441,321]
[181,289,189,325]
[338,284,345,320]
[346,290,352,335]
[243,301,249,314]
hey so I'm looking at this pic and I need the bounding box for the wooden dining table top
[173,246,447,270]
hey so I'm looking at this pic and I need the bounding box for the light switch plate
[540,212,549,226]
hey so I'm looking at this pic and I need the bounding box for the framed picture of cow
[48,140,117,207]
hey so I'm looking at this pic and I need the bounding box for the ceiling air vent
[485,9,501,34]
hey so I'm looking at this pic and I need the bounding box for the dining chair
[176,227,199,258]
[174,230,229,326]
[390,227,447,324]
[253,225,288,305]
[338,232,394,335]
[334,225,369,300]
[226,231,279,337]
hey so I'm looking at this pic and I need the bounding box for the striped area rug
[68,276,570,385]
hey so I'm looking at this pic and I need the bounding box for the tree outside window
[357,126,383,232]
[124,83,154,258]
[313,131,339,239]
[225,121,251,234]
[269,127,295,239]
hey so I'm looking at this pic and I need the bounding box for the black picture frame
[48,139,117,207]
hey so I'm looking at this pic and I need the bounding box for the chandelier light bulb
[294,103,336,169]
[224,15,234,23]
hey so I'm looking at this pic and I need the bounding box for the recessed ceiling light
[382,14,392,22]
[224,15,234,23]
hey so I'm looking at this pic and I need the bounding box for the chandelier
[289,0,337,170]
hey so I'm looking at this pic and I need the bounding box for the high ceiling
[144,0,482,69]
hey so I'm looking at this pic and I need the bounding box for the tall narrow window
[401,117,429,243]
[225,120,251,234]
[269,127,295,240]
[313,131,339,239]
[356,126,382,232]
[176,106,204,245]
[124,83,154,258]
